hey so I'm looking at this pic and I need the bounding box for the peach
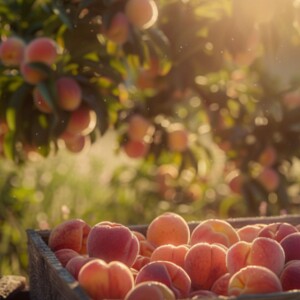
[132,254,150,271]
[258,145,277,167]
[33,86,53,113]
[226,237,285,276]
[48,219,91,254]
[56,77,82,111]
[228,265,282,296]
[167,125,189,152]
[65,255,95,280]
[258,222,298,242]
[65,105,97,135]
[125,0,158,30]
[280,260,300,291]
[227,172,245,194]
[150,244,189,269]
[123,140,149,158]
[210,273,231,296]
[87,221,139,267]
[24,37,58,65]
[103,12,129,45]
[237,224,265,242]
[54,248,80,267]
[64,134,91,154]
[135,260,191,298]
[190,219,239,248]
[280,232,300,262]
[0,36,25,66]
[125,281,175,300]
[146,212,190,247]
[20,62,48,85]
[188,290,218,299]
[127,114,154,142]
[184,242,227,290]
[256,167,280,192]
[78,259,134,300]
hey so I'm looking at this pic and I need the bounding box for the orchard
[2,0,300,290]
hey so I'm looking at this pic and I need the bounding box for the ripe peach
[184,242,227,290]
[125,281,175,300]
[256,167,280,192]
[48,219,91,254]
[103,12,129,45]
[33,87,53,113]
[280,232,300,262]
[0,36,25,66]
[146,212,190,247]
[237,224,265,242]
[188,290,218,299]
[150,244,189,269]
[132,254,150,271]
[167,125,189,152]
[65,255,96,280]
[123,140,149,158]
[226,237,285,276]
[228,265,282,296]
[87,221,139,267]
[54,248,80,267]
[20,62,48,85]
[24,37,58,65]
[190,219,239,248]
[127,114,154,142]
[78,259,134,300]
[258,222,298,242]
[132,231,155,257]
[280,260,300,291]
[227,172,245,194]
[64,134,91,154]
[125,0,158,30]
[135,260,191,298]
[65,105,97,135]
[210,273,231,296]
[56,77,82,111]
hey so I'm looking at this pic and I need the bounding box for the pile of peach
[48,212,300,299]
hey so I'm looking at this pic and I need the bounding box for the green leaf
[3,131,16,161]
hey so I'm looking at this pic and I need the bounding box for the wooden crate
[27,214,300,300]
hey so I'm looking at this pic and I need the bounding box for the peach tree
[1,0,300,215]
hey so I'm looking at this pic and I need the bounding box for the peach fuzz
[210,273,231,296]
[24,37,58,66]
[65,255,96,280]
[123,140,149,159]
[190,219,239,248]
[150,244,189,269]
[65,105,97,135]
[184,242,227,290]
[258,222,298,242]
[125,0,158,30]
[228,265,282,296]
[56,77,82,111]
[48,219,91,254]
[167,125,189,152]
[280,232,300,262]
[0,36,25,66]
[33,87,53,113]
[103,12,129,45]
[146,212,190,247]
[54,248,80,267]
[20,62,48,85]
[135,260,191,298]
[78,259,134,300]
[226,237,285,276]
[87,221,139,267]
[125,281,175,300]
[280,260,300,291]
[237,224,265,242]
[127,114,154,142]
